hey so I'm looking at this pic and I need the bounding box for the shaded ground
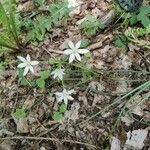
[0,0,150,150]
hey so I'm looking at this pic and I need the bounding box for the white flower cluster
[17,40,89,105]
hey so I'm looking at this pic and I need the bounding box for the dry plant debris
[0,0,150,149]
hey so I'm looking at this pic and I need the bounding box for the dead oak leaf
[63,102,80,123]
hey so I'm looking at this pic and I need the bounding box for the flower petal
[58,74,63,80]
[31,61,39,66]
[75,40,81,49]
[63,89,67,93]
[23,67,29,76]
[55,92,63,102]
[75,53,81,61]
[68,89,75,94]
[17,56,26,62]
[29,65,34,73]
[51,68,65,80]
[63,97,68,105]
[57,98,63,103]
[68,41,75,49]
[56,96,63,103]
[78,49,89,54]
[67,95,74,100]
[17,63,27,68]
[64,49,72,55]
[26,54,31,62]
[55,92,62,97]
[69,54,75,63]
[51,70,56,75]
[60,69,65,74]
[53,73,58,79]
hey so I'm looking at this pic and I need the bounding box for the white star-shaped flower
[64,40,89,63]
[17,54,39,76]
[68,0,79,8]
[51,68,65,81]
[55,89,75,105]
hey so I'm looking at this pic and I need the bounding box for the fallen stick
[0,136,98,149]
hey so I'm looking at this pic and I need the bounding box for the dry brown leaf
[23,96,35,110]
[0,140,15,150]
[63,102,80,123]
[116,79,128,94]
[91,8,102,18]
[59,39,71,50]
[113,54,132,69]
[13,118,29,133]
[126,95,146,116]
[18,1,35,11]
[92,94,105,106]
[88,81,105,91]
[78,91,88,105]
[0,129,14,137]
[121,116,134,126]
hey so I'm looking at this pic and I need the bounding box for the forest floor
[0,0,150,150]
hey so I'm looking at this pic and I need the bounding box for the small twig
[87,41,103,51]
[87,35,112,51]
[42,47,64,55]
[38,124,59,137]
[0,136,98,149]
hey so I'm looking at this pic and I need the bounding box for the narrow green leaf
[8,0,20,47]
[0,2,10,30]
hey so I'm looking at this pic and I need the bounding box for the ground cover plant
[0,0,150,149]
